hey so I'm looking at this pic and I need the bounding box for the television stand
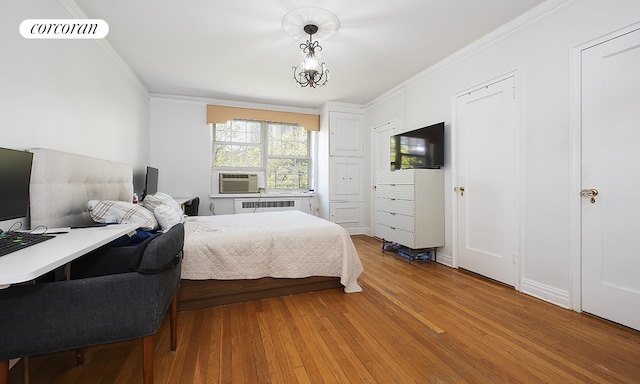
[375,169,445,255]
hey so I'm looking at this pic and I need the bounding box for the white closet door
[372,121,396,239]
[456,76,517,286]
[329,112,363,157]
[581,27,640,330]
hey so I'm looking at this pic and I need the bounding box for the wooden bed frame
[27,148,348,313]
[177,276,342,311]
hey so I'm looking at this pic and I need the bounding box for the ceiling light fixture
[293,24,327,88]
[282,7,340,89]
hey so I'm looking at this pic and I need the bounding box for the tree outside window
[213,120,262,168]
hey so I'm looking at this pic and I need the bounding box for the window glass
[268,123,308,156]
[213,120,262,168]
[212,120,310,191]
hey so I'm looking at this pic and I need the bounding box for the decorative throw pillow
[154,204,182,232]
[142,192,183,218]
[87,200,158,230]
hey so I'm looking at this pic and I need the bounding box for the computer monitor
[0,147,34,222]
[143,166,159,199]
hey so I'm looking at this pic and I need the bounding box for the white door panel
[456,76,517,286]
[330,112,363,157]
[372,121,396,239]
[329,157,363,200]
[581,27,640,330]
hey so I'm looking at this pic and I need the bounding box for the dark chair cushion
[184,197,199,216]
[0,223,184,361]
[131,223,184,273]
[72,224,184,278]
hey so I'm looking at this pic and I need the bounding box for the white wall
[364,0,640,308]
[149,97,212,214]
[0,1,150,231]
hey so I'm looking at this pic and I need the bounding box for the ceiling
[74,0,546,110]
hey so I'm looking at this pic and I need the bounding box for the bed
[28,148,364,311]
[178,210,363,310]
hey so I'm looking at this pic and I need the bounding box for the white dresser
[375,169,444,249]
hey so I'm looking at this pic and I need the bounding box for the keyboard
[0,231,55,257]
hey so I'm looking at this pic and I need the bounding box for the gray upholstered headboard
[29,148,134,228]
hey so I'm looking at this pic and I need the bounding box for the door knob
[454,186,465,196]
[580,188,598,204]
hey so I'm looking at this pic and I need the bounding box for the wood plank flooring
[9,235,640,383]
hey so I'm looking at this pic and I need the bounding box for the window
[213,120,262,168]
[212,120,310,191]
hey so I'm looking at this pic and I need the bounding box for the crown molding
[58,0,149,97]
[149,93,321,116]
[365,0,578,109]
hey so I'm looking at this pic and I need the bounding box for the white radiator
[234,198,301,214]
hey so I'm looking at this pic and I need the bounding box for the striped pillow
[87,200,158,230]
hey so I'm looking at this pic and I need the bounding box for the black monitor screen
[0,148,34,222]
[143,166,159,198]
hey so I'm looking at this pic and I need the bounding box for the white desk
[173,197,194,205]
[173,197,196,213]
[0,223,139,286]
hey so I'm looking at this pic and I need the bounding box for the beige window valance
[206,104,319,131]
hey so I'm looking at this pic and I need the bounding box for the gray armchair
[0,223,184,384]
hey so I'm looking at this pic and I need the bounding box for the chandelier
[292,24,327,88]
[282,7,340,89]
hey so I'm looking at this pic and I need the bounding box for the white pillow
[143,192,183,217]
[87,200,158,230]
[154,204,182,232]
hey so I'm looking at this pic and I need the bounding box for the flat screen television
[0,147,34,222]
[390,122,445,170]
[142,166,159,199]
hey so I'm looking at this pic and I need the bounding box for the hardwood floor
[9,235,640,383]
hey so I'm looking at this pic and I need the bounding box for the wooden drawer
[376,184,415,200]
[375,198,414,216]
[376,170,415,184]
[376,211,415,232]
[377,224,416,248]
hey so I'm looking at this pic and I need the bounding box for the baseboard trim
[520,278,571,309]
[433,251,453,268]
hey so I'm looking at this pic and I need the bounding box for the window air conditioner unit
[219,173,259,194]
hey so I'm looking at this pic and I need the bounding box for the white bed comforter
[181,211,363,293]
